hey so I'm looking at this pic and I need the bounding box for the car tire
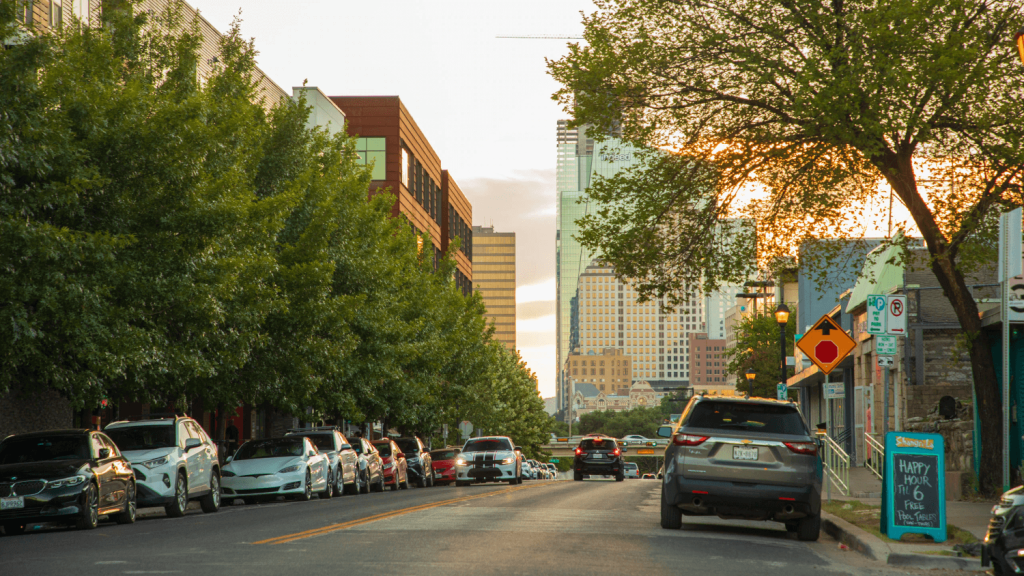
[334,467,345,497]
[321,469,334,499]
[76,483,100,530]
[200,474,221,513]
[797,513,821,541]
[372,472,385,493]
[165,472,188,518]
[616,471,625,482]
[660,487,683,529]
[358,469,370,494]
[114,481,138,525]
[401,471,410,490]
[428,472,434,487]
[573,471,583,481]
[296,471,313,502]
[418,472,427,489]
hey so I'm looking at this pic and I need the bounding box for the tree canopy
[549,0,1024,493]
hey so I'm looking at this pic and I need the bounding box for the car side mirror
[184,438,202,452]
[397,452,405,459]
[307,450,316,458]
[98,448,110,459]
[225,456,233,463]
[657,426,673,438]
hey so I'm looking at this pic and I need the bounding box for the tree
[724,314,797,399]
[549,0,1024,494]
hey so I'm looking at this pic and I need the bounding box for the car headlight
[455,457,467,466]
[221,470,236,477]
[48,475,87,489]
[140,456,169,469]
[278,464,302,474]
[501,457,514,465]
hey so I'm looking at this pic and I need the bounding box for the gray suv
[657,395,822,541]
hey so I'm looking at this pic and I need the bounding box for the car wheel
[200,473,221,513]
[297,471,313,502]
[114,481,138,525]
[373,472,385,493]
[320,469,334,499]
[616,471,625,482]
[418,472,427,489]
[660,487,683,529]
[334,467,345,496]
[573,471,583,481]
[796,513,821,542]
[401,471,410,490]
[76,483,100,530]
[358,469,369,494]
[165,472,188,518]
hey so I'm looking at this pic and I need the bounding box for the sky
[189,0,595,398]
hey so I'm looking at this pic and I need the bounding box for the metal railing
[864,433,885,480]
[822,434,850,497]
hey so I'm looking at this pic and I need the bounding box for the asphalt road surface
[2,478,932,576]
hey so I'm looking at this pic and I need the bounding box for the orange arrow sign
[796,314,856,375]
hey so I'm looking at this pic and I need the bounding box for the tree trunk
[883,152,1002,494]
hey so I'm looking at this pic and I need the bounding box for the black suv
[394,437,433,488]
[573,436,626,481]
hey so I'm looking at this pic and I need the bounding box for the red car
[371,439,409,491]
[429,448,461,485]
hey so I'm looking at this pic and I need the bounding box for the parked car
[454,436,522,486]
[624,462,640,479]
[642,473,656,480]
[521,460,534,480]
[573,435,627,481]
[983,485,1024,574]
[657,395,822,541]
[0,429,137,534]
[221,437,330,503]
[394,437,432,488]
[285,428,359,496]
[105,414,220,516]
[619,434,656,446]
[351,437,385,493]
[371,439,408,491]
[545,463,558,478]
[428,448,461,485]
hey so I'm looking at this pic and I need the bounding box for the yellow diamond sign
[796,314,856,375]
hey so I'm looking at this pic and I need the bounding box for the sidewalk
[823,465,996,571]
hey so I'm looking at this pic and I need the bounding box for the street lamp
[1016,27,1024,66]
[775,304,790,396]
[745,368,756,397]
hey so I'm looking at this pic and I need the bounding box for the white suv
[105,415,220,517]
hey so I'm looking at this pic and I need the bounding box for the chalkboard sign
[882,432,946,542]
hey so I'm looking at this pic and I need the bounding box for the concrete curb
[887,553,983,571]
[822,511,985,571]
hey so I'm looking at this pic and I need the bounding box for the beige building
[472,226,515,350]
[564,348,632,396]
[688,333,730,394]
[576,261,703,382]
[570,380,667,418]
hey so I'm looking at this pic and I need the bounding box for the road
[2,478,934,576]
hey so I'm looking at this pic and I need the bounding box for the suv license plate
[592,453,604,459]
[1,497,25,510]
[732,446,758,461]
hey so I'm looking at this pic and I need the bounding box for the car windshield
[373,442,392,457]
[463,439,512,452]
[686,401,809,435]
[394,439,419,454]
[105,425,175,451]
[625,463,638,469]
[234,439,304,460]
[0,435,90,464]
[430,449,458,460]
[580,438,617,450]
[292,434,334,452]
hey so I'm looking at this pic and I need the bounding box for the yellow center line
[253,480,567,546]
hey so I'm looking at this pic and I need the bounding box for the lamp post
[775,304,790,395]
[745,368,756,397]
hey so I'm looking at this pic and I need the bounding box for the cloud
[518,300,554,321]
[518,344,556,398]
[517,277,556,304]
[517,314,555,334]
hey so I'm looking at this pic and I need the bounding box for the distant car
[285,428,360,497]
[0,429,137,533]
[521,461,534,480]
[394,437,432,488]
[105,414,221,517]
[657,395,822,541]
[619,434,659,447]
[624,462,640,479]
[371,439,409,491]
[350,437,385,493]
[642,473,656,479]
[455,436,522,486]
[546,463,558,478]
[429,448,461,485]
[574,436,626,481]
[221,437,330,502]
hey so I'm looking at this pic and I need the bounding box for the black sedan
[0,429,137,534]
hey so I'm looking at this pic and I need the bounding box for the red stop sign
[815,341,839,364]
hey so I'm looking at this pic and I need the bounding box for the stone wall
[905,417,974,473]
[905,382,973,420]
[0,385,73,439]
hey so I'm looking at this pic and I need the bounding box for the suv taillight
[784,442,817,455]
[612,448,621,457]
[673,434,708,446]
[574,447,583,456]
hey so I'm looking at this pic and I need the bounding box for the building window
[400,148,410,188]
[50,0,62,27]
[355,138,386,180]
[16,0,32,23]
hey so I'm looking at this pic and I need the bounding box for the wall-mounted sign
[882,432,946,542]
[878,356,894,367]
[824,382,845,399]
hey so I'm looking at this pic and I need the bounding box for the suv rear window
[394,439,420,454]
[686,401,808,435]
[580,438,617,450]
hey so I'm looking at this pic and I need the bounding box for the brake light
[574,447,583,456]
[673,434,708,446]
[784,442,817,455]
[612,448,621,457]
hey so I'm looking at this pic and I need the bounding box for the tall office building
[555,121,641,414]
[472,225,516,351]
